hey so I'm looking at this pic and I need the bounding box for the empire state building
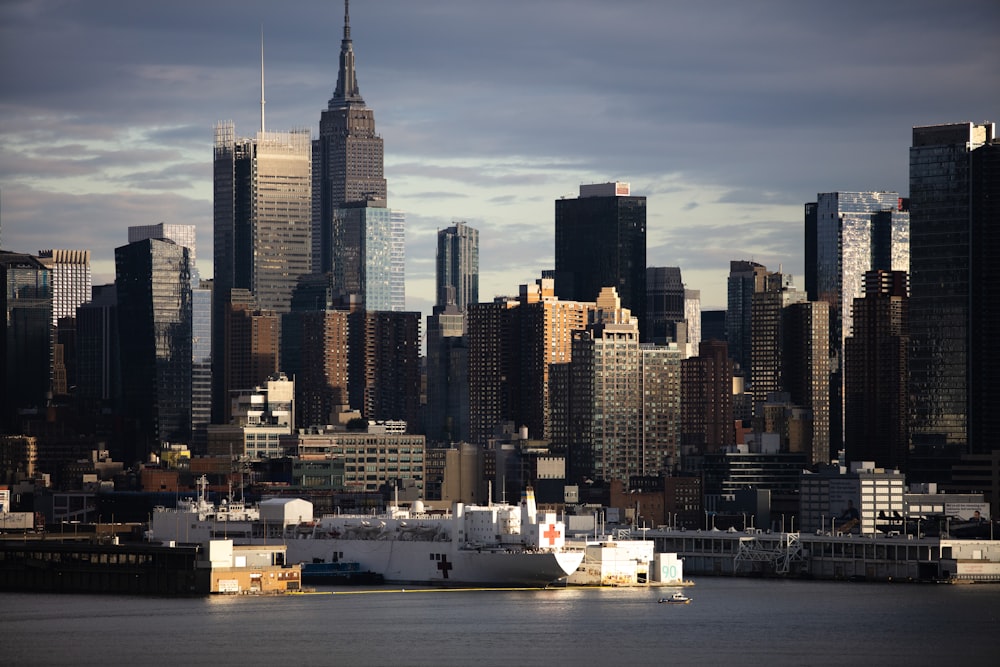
[313,0,388,275]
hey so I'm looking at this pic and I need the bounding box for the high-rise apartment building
[190,283,212,451]
[468,279,595,446]
[349,310,421,428]
[560,287,681,484]
[114,238,192,461]
[782,300,831,465]
[844,270,908,469]
[909,121,999,453]
[37,249,91,325]
[750,272,806,406]
[680,340,735,460]
[436,221,479,311]
[0,251,52,431]
[314,0,387,273]
[727,260,771,382]
[296,309,350,429]
[555,182,646,337]
[223,289,279,425]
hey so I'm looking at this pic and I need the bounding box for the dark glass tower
[554,182,646,337]
[0,251,52,432]
[115,238,192,462]
[436,221,479,311]
[909,122,997,453]
[314,0,387,274]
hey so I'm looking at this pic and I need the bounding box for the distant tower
[36,249,91,325]
[555,182,647,338]
[436,221,479,310]
[727,260,771,382]
[645,267,685,345]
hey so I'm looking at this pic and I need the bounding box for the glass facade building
[115,238,192,460]
[436,221,479,311]
[0,251,52,430]
[555,183,646,338]
[333,202,399,311]
[909,122,998,452]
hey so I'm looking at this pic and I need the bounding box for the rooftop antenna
[260,26,266,133]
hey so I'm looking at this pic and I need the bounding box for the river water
[2,578,998,666]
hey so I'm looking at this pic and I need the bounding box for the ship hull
[285,537,582,587]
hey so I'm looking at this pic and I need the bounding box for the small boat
[658,592,691,604]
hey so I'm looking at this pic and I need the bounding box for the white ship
[149,483,584,588]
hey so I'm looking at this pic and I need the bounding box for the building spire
[330,0,364,107]
[260,26,266,133]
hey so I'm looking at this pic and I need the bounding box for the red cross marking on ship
[437,555,452,579]
[543,524,561,546]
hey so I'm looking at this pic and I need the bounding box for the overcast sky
[1,0,998,317]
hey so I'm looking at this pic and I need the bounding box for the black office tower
[909,122,998,454]
[555,182,646,338]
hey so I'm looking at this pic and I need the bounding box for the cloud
[1,0,998,318]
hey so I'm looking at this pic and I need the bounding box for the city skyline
[1,1,999,319]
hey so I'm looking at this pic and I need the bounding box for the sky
[1,0,998,319]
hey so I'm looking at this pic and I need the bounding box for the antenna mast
[260,27,266,133]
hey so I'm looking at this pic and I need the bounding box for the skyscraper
[468,279,595,446]
[782,300,831,465]
[0,251,52,432]
[37,249,91,325]
[844,270,908,469]
[727,260,771,382]
[75,284,119,407]
[332,200,404,311]
[680,340,735,460]
[127,223,209,448]
[646,266,684,345]
[909,121,999,453]
[426,221,477,444]
[750,272,805,406]
[314,0,387,273]
[560,287,680,484]
[555,182,646,337]
[223,289,279,425]
[114,238,191,461]
[212,123,312,420]
[436,221,479,311]
[805,192,908,449]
